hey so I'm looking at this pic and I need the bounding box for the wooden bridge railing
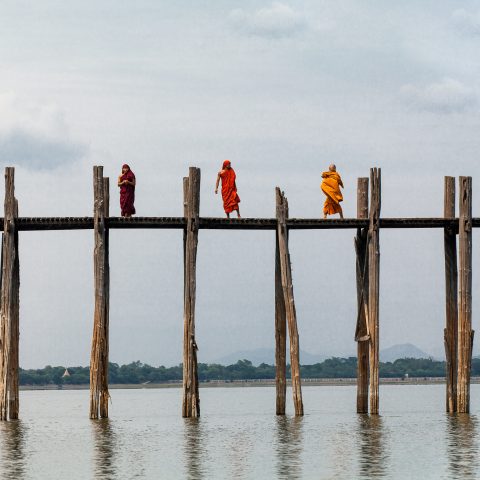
[0,166,474,420]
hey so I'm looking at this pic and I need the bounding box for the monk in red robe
[215,160,241,218]
[118,164,136,217]
[321,164,344,219]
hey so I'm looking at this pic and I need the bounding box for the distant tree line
[19,357,480,386]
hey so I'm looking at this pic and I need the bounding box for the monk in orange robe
[215,160,241,218]
[321,164,344,219]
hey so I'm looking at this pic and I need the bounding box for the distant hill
[213,343,433,366]
[380,343,432,362]
[213,348,327,366]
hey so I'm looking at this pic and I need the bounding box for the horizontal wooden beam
[5,217,480,232]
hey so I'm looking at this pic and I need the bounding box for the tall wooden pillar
[90,167,110,419]
[275,227,287,415]
[276,187,303,416]
[457,176,473,413]
[182,167,200,418]
[368,168,381,415]
[443,177,457,413]
[0,167,20,421]
[355,178,369,413]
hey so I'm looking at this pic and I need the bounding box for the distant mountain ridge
[213,343,433,366]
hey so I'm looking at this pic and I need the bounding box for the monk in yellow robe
[321,164,344,219]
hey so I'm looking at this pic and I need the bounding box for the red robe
[120,166,136,216]
[220,164,240,214]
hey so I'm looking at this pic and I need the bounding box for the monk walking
[118,164,136,217]
[215,160,241,218]
[321,164,344,219]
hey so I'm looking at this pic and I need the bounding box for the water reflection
[91,419,117,480]
[447,414,479,479]
[183,418,205,480]
[0,420,27,480]
[357,415,389,479]
[275,416,304,480]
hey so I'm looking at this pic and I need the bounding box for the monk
[118,164,136,217]
[321,164,344,219]
[215,160,241,218]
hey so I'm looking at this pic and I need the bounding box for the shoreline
[19,377,480,391]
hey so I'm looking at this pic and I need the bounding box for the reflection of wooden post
[443,177,457,413]
[275,226,287,415]
[355,178,369,413]
[457,176,473,414]
[276,187,303,416]
[368,168,381,415]
[0,168,20,421]
[90,167,110,419]
[182,167,200,418]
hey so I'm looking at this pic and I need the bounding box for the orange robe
[220,168,240,213]
[321,171,343,216]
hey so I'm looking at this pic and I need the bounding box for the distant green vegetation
[19,357,480,386]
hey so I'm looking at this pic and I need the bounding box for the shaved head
[329,164,336,172]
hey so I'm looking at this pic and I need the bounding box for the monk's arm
[215,173,221,194]
[339,178,344,188]
[117,175,124,186]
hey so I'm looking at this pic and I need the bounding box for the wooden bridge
[0,167,474,420]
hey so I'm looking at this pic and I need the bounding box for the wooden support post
[0,168,20,421]
[457,176,473,413]
[444,177,458,413]
[276,187,303,416]
[182,167,200,418]
[355,178,369,413]
[368,168,381,415]
[275,227,287,415]
[90,167,110,419]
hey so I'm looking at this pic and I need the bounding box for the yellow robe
[321,171,344,215]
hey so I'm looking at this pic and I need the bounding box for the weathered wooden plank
[0,167,20,421]
[443,177,457,413]
[10,217,480,231]
[90,168,110,419]
[355,177,369,414]
[368,168,381,415]
[457,176,473,413]
[276,187,303,416]
[182,168,200,418]
[275,227,287,415]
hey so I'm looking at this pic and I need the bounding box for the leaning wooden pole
[444,177,458,413]
[182,167,201,418]
[275,226,287,415]
[0,167,20,421]
[457,176,473,414]
[276,187,303,416]
[355,177,369,413]
[368,168,381,415]
[90,167,110,419]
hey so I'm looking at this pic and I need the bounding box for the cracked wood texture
[457,176,473,413]
[90,167,110,419]
[182,168,200,418]
[368,168,381,415]
[443,177,458,413]
[276,187,303,416]
[0,167,20,421]
[355,177,369,413]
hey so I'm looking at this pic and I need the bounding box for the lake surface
[0,384,479,479]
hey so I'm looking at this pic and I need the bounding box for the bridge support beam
[182,167,200,418]
[0,167,20,421]
[90,167,110,419]
[276,187,303,416]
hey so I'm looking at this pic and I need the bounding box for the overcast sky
[1,1,479,368]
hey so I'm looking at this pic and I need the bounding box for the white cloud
[229,2,307,38]
[0,92,86,170]
[399,78,477,114]
[452,9,480,35]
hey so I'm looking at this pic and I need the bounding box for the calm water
[0,385,479,479]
